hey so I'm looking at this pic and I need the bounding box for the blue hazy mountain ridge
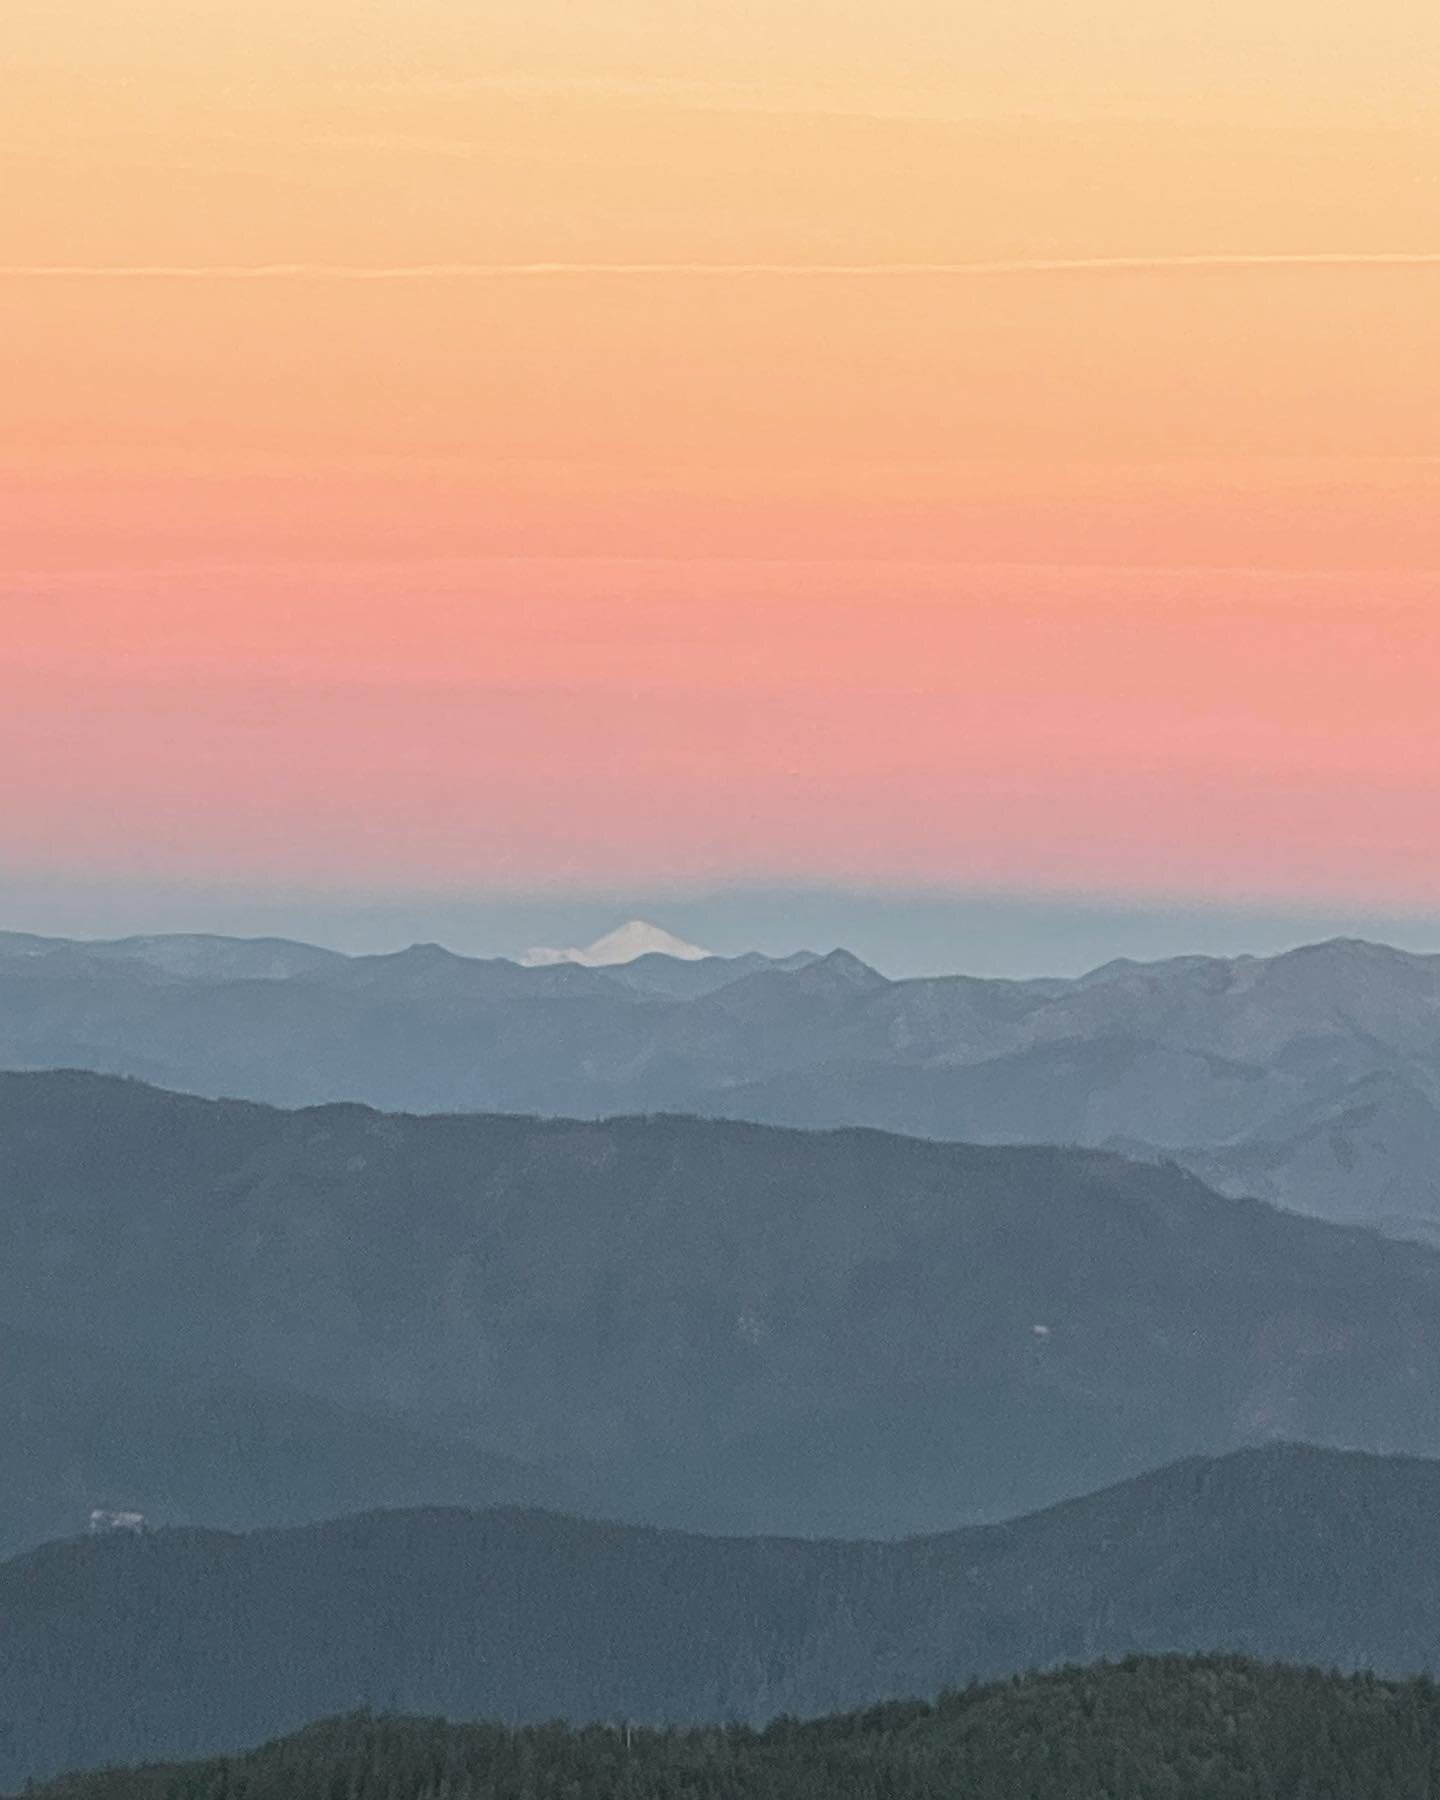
[8,1073,1440,1538]
[4,1446,1440,1787]
[0,1315,578,1563]
[1,930,1439,1227]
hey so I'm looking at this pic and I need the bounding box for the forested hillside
[22,1658,1440,1800]
[7,1446,1440,1786]
[10,1073,1440,1534]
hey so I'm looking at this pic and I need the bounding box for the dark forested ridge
[9,1073,1440,1536]
[6,1446,1440,1786]
[20,1658,1440,1800]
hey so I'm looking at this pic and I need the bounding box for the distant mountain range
[6,1445,1440,1786]
[10,1072,1440,1538]
[2,928,1438,1229]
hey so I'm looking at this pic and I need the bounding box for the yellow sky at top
[3,0,1438,574]
[10,0,1440,120]
[10,0,1437,271]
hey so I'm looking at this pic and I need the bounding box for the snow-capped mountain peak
[521,920,714,969]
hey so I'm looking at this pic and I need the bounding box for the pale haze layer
[5,873,1440,980]
[3,1,1437,947]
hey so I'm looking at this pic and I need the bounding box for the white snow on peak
[520,920,714,969]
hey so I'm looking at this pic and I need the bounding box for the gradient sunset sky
[4,1,1439,971]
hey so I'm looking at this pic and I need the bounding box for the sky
[3,2,1438,973]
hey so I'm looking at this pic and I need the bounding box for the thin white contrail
[1,253,1440,280]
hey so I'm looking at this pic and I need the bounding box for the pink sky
[6,561,1438,908]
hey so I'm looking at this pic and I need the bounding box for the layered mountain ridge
[9,1073,1440,1538]
[2,928,1438,1226]
[0,1315,578,1564]
[6,1445,1440,1786]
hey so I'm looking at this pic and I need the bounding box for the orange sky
[3,3,1438,911]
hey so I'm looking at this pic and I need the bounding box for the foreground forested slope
[6,1447,1440,1786]
[23,1657,1440,1800]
